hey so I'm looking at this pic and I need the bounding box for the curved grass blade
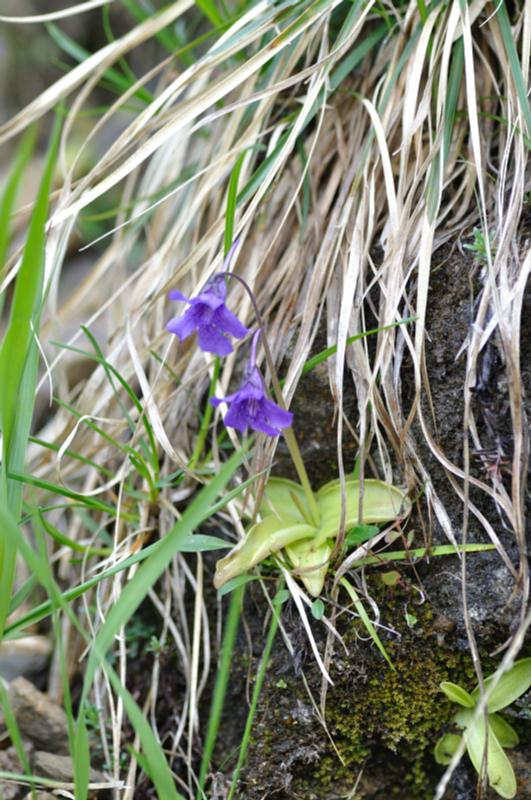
[0,114,60,637]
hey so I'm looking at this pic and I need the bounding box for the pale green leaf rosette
[214,477,410,594]
[435,659,530,800]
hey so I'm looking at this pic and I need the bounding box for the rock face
[228,237,531,799]
[0,747,29,800]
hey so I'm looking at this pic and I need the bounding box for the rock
[511,748,531,799]
[22,794,57,800]
[33,751,106,785]
[0,746,27,800]
[0,636,52,682]
[7,677,69,754]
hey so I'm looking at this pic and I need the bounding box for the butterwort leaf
[316,479,410,543]
[489,714,519,749]
[463,716,517,799]
[471,658,531,713]
[434,733,461,765]
[285,538,332,597]
[440,681,475,708]
[213,514,315,590]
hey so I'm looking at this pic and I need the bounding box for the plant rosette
[213,476,410,596]
[435,658,531,799]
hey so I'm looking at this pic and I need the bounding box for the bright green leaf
[346,523,380,546]
[434,732,461,765]
[440,681,475,708]
[311,598,325,620]
[489,714,519,749]
[180,534,232,552]
[273,589,291,606]
[217,574,258,597]
[472,658,531,713]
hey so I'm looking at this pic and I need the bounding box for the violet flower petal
[166,309,199,339]
[214,305,249,339]
[166,276,247,356]
[168,289,189,302]
[260,399,293,429]
[197,324,233,356]
[212,366,293,436]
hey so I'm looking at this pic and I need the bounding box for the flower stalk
[218,270,320,527]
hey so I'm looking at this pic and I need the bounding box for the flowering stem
[220,269,320,527]
[189,357,221,470]
[188,243,242,469]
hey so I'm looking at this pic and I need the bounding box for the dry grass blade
[2,0,529,795]
[0,0,115,24]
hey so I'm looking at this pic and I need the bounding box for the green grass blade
[196,584,244,799]
[227,585,281,799]
[195,0,225,28]
[79,447,245,700]
[0,114,60,637]
[0,116,59,454]
[103,661,185,800]
[224,152,246,257]
[46,22,153,103]
[8,471,137,520]
[0,126,38,311]
[339,577,394,670]
[496,3,531,140]
[297,318,415,379]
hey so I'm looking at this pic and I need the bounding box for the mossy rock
[238,585,500,799]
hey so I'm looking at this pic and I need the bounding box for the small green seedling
[435,658,531,798]
[463,226,495,264]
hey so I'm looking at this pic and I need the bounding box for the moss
[308,590,493,798]
[242,581,500,799]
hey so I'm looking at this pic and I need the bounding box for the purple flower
[210,364,293,436]
[166,275,248,356]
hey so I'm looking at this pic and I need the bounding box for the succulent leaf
[489,714,519,749]
[285,538,333,597]
[259,477,308,522]
[316,479,410,543]
[471,658,531,713]
[213,514,315,589]
[434,733,461,765]
[440,681,476,708]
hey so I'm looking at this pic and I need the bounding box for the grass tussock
[0,1,529,797]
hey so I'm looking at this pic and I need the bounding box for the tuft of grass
[0,0,529,796]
